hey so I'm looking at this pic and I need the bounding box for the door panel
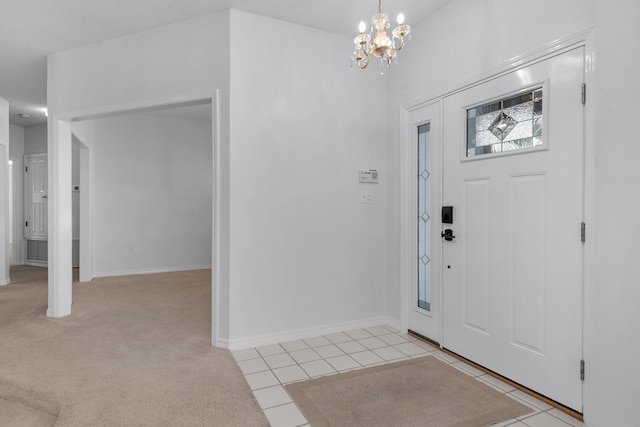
[510,173,546,355]
[442,48,584,411]
[462,178,490,335]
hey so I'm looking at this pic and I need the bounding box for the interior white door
[25,154,48,239]
[405,102,442,342]
[442,48,584,411]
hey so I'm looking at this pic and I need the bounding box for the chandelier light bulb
[359,21,367,33]
[397,13,405,25]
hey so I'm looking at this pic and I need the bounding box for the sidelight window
[417,123,431,311]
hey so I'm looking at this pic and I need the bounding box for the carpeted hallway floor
[0,266,269,426]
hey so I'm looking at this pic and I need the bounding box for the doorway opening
[47,93,221,346]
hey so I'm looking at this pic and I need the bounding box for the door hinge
[25,166,28,173]
[25,221,28,227]
[581,222,586,243]
[581,83,587,105]
[580,360,585,381]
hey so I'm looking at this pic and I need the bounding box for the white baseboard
[0,279,9,286]
[46,307,71,318]
[93,264,212,278]
[217,315,402,351]
[24,261,47,267]
[386,316,401,332]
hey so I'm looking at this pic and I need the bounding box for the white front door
[25,154,48,239]
[442,48,584,411]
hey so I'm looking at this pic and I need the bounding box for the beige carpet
[0,266,269,426]
[286,356,532,427]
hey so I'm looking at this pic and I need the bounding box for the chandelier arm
[357,48,370,69]
[378,0,381,14]
[393,37,405,51]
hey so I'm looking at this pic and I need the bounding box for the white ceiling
[0,0,449,127]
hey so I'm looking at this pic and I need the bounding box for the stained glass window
[417,124,430,311]
[467,88,543,157]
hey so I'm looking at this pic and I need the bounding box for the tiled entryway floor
[232,325,584,427]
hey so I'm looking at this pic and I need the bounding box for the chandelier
[351,0,411,74]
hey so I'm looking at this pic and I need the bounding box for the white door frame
[399,28,596,421]
[10,156,24,266]
[0,97,9,286]
[47,91,226,348]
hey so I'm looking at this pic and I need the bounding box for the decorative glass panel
[417,124,431,311]
[467,88,543,158]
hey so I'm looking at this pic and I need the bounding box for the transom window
[466,88,543,158]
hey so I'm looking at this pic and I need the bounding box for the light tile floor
[232,325,585,427]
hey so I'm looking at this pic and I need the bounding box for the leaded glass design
[417,124,431,311]
[467,88,543,157]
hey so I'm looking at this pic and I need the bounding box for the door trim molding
[403,27,593,112]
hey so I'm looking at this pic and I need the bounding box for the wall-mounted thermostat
[359,170,379,183]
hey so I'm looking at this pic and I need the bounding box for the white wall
[9,125,24,158]
[589,1,640,425]
[24,124,47,154]
[71,114,212,276]
[227,11,389,345]
[386,0,595,324]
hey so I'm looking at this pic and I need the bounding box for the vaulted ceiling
[0,0,449,126]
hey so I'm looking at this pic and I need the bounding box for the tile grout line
[236,328,579,427]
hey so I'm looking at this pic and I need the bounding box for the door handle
[441,229,455,241]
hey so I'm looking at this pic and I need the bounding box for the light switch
[361,191,372,204]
